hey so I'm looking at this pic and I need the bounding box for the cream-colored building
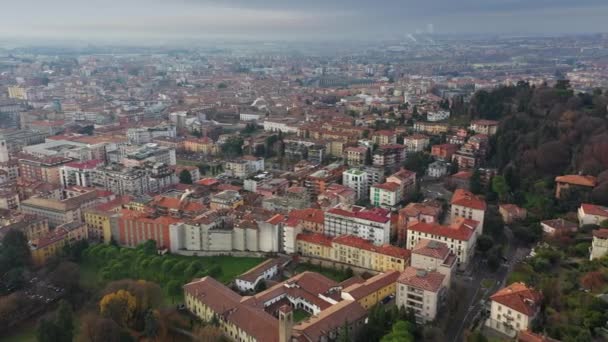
[450,189,486,229]
[407,218,480,270]
[296,233,410,273]
[578,203,608,226]
[410,239,456,288]
[590,229,608,261]
[396,267,446,323]
[485,282,541,338]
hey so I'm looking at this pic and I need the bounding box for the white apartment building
[485,282,541,338]
[127,124,177,144]
[410,239,456,288]
[60,159,104,188]
[263,120,299,134]
[324,204,391,245]
[426,110,450,122]
[407,218,480,270]
[403,134,430,153]
[450,189,487,229]
[239,113,262,121]
[342,168,369,200]
[370,182,401,209]
[396,267,446,323]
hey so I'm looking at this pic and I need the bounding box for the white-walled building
[427,161,449,178]
[485,282,542,338]
[370,182,401,209]
[450,189,487,229]
[396,267,446,323]
[407,218,481,270]
[590,229,608,261]
[234,257,289,292]
[410,239,456,288]
[325,204,392,245]
[578,203,608,226]
[342,168,369,201]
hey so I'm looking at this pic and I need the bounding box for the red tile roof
[490,282,541,316]
[288,208,325,225]
[372,182,400,192]
[593,228,608,239]
[555,175,597,187]
[451,189,487,210]
[408,218,479,241]
[343,271,400,300]
[581,203,608,217]
[327,206,390,224]
[397,267,445,292]
[297,233,333,247]
[266,214,285,225]
[412,239,451,260]
[517,330,559,342]
[333,235,410,259]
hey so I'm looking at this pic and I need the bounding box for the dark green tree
[143,310,160,338]
[179,169,193,184]
[470,169,483,195]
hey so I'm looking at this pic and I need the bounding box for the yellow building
[8,86,26,100]
[296,233,410,273]
[210,190,243,210]
[30,222,87,267]
[84,209,116,243]
[342,271,400,309]
[184,137,218,155]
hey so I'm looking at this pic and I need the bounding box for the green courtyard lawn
[80,243,265,303]
[293,262,353,282]
[293,309,311,323]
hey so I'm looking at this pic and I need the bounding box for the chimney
[278,304,293,342]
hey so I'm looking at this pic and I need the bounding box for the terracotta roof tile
[489,282,541,316]
[397,267,445,292]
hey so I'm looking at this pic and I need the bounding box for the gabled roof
[555,175,597,187]
[490,282,542,316]
[593,229,608,239]
[451,189,487,210]
[580,203,608,217]
[408,218,479,241]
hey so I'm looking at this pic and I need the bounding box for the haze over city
[1,0,608,42]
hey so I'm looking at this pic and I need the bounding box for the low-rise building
[499,204,527,224]
[341,270,400,309]
[540,218,577,236]
[590,229,608,261]
[427,160,449,178]
[469,119,498,136]
[577,203,608,226]
[410,239,456,287]
[485,282,542,338]
[431,144,459,161]
[554,175,597,199]
[235,257,290,293]
[184,271,367,342]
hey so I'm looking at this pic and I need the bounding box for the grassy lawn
[481,278,495,289]
[293,309,311,323]
[293,263,351,282]
[176,159,200,167]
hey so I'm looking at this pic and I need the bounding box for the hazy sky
[1,0,607,41]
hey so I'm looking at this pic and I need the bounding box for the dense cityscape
[0,5,608,342]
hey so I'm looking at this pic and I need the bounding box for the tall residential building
[342,168,369,201]
[60,159,104,188]
[325,204,391,245]
[396,267,447,323]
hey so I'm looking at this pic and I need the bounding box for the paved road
[444,227,531,341]
[420,180,453,201]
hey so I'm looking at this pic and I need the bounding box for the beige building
[21,190,99,227]
[590,229,608,261]
[296,233,410,273]
[396,267,447,323]
[410,239,456,288]
[407,218,481,270]
[485,282,542,338]
[450,189,487,228]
